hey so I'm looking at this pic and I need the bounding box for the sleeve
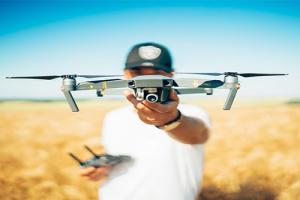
[178,104,212,129]
[172,105,209,191]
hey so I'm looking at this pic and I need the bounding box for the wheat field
[0,99,299,200]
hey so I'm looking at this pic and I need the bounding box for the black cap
[125,42,173,73]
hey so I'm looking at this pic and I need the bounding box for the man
[81,42,211,200]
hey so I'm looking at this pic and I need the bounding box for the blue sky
[0,0,299,99]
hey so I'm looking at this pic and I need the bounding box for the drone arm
[106,80,128,88]
[174,88,207,94]
[76,82,96,90]
[173,78,209,87]
[62,90,79,112]
[76,80,128,91]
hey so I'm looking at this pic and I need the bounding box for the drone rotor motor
[224,75,238,84]
[63,77,76,91]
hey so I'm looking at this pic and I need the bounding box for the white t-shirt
[99,104,211,200]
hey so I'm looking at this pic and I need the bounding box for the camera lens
[146,94,159,102]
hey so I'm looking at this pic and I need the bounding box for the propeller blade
[87,78,122,83]
[176,72,224,76]
[176,72,288,78]
[237,73,288,77]
[198,80,224,88]
[6,75,61,80]
[6,74,123,80]
[77,75,123,78]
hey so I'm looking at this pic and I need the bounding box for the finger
[80,166,97,177]
[142,101,166,113]
[136,102,155,113]
[88,167,110,181]
[169,89,179,102]
[124,90,164,114]
[136,106,156,118]
[142,100,178,113]
[89,172,105,181]
[89,174,103,181]
[125,92,152,113]
[124,90,140,107]
[136,111,158,124]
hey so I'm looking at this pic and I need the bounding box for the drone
[69,145,132,168]
[6,72,287,111]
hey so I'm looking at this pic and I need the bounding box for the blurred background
[0,0,300,200]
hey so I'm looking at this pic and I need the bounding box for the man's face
[124,67,174,79]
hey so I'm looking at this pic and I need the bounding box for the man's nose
[143,71,156,75]
[140,69,158,75]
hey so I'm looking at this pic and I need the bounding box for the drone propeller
[86,78,122,83]
[177,72,223,76]
[6,75,63,80]
[177,72,288,77]
[230,73,288,77]
[77,75,123,78]
[6,74,122,80]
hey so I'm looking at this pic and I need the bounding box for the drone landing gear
[62,90,79,112]
[61,77,79,112]
[224,87,238,110]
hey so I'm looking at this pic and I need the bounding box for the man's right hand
[80,165,112,181]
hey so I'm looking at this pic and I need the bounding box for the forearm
[166,114,209,145]
[124,90,209,144]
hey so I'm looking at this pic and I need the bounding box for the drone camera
[133,87,171,103]
[146,94,159,102]
[144,88,159,102]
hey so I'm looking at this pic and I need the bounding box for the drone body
[6,72,287,112]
